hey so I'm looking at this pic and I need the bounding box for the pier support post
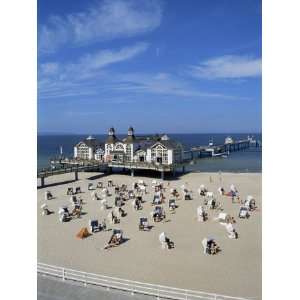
[74,171,78,181]
[41,177,45,188]
[131,169,135,177]
[161,170,164,181]
[182,166,185,174]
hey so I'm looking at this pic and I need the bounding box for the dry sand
[37,171,261,299]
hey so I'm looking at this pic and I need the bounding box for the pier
[38,138,257,187]
[187,139,252,160]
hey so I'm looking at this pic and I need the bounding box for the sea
[37,133,262,173]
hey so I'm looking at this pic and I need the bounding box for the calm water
[37,134,262,173]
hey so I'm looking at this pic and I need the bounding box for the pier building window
[115,143,124,151]
[95,148,104,161]
[125,144,132,161]
[151,144,168,164]
[77,143,90,160]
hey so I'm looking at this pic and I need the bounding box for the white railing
[37,262,250,300]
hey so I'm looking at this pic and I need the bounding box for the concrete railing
[37,262,250,300]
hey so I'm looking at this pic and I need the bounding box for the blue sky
[38,0,261,134]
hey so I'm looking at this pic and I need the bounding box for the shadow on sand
[37,179,78,190]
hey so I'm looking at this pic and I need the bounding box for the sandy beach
[37,171,261,299]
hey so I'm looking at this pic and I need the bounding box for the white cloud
[38,43,148,99]
[39,0,162,53]
[39,62,59,75]
[111,72,249,99]
[190,55,262,79]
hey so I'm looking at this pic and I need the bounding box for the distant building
[74,136,105,161]
[225,136,234,144]
[73,127,184,165]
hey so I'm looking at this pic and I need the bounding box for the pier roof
[76,138,104,149]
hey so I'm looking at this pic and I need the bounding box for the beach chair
[245,196,256,211]
[104,229,123,249]
[70,195,78,205]
[202,237,219,255]
[226,223,238,239]
[152,206,165,222]
[169,199,176,212]
[58,206,71,222]
[91,191,101,201]
[239,206,250,219]
[88,183,94,190]
[138,185,146,194]
[100,199,108,210]
[139,217,150,231]
[71,204,82,218]
[75,187,81,194]
[115,197,123,207]
[218,187,225,195]
[128,190,135,200]
[230,184,238,194]
[45,191,53,201]
[96,182,103,189]
[184,189,192,200]
[152,194,162,205]
[218,212,231,224]
[206,191,214,198]
[66,187,73,195]
[41,204,51,216]
[159,232,174,250]
[170,188,180,199]
[107,211,120,224]
[89,219,101,233]
[197,206,207,222]
[132,198,142,210]
[198,184,207,196]
[207,198,217,209]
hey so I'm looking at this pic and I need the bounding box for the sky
[38,0,261,134]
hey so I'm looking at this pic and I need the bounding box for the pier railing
[37,262,250,300]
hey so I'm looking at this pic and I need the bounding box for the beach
[37,171,261,299]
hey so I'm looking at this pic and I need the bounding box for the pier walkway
[37,139,256,187]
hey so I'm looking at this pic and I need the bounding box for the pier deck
[38,139,256,187]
